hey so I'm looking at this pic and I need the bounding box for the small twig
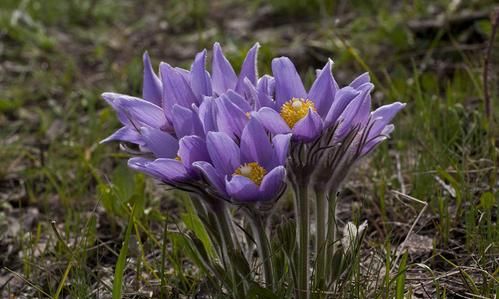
[391,190,428,268]
[394,152,406,194]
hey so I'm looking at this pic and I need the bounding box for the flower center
[280,98,316,128]
[234,162,267,185]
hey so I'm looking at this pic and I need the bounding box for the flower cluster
[103,42,407,298]
[103,43,403,205]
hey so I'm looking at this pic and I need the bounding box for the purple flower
[193,119,291,202]
[251,57,404,144]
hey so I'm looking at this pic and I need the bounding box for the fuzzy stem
[314,187,328,294]
[326,190,337,284]
[248,209,274,289]
[294,181,310,299]
[210,201,245,297]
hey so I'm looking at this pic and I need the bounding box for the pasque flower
[193,118,291,202]
[101,43,262,187]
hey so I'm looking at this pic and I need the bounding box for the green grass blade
[395,251,408,299]
[112,204,136,299]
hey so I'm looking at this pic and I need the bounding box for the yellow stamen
[280,97,316,128]
[175,155,181,161]
[234,162,267,185]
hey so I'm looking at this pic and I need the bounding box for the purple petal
[235,43,259,93]
[171,104,193,138]
[190,49,212,102]
[271,133,292,166]
[259,166,286,201]
[100,126,143,145]
[142,52,162,106]
[147,158,189,182]
[160,63,197,112]
[272,57,306,107]
[178,135,210,174]
[225,90,251,112]
[369,102,405,136]
[193,161,227,196]
[212,43,237,95]
[292,109,324,142]
[214,95,248,139]
[244,78,277,110]
[349,72,371,89]
[128,157,164,181]
[113,95,167,128]
[324,87,360,127]
[251,107,291,135]
[140,126,179,158]
[206,132,240,175]
[198,97,218,133]
[307,59,337,117]
[351,84,373,127]
[257,75,275,97]
[225,175,260,202]
[240,118,273,169]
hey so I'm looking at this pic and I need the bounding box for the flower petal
[235,43,259,93]
[171,104,193,138]
[349,72,371,89]
[100,126,143,145]
[225,90,251,112]
[198,97,218,133]
[212,43,237,95]
[271,133,292,166]
[128,157,163,180]
[140,126,179,158]
[324,87,359,127]
[206,131,240,175]
[292,109,324,142]
[257,75,275,97]
[251,107,291,135]
[147,158,189,182]
[160,62,197,112]
[214,95,248,139]
[259,166,286,201]
[190,49,212,102]
[178,135,210,173]
[240,118,273,169]
[244,78,277,110]
[368,102,405,136]
[193,161,227,196]
[225,175,260,202]
[272,57,307,106]
[113,95,167,128]
[307,59,337,117]
[142,52,162,106]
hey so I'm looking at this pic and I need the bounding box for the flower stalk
[314,186,328,292]
[292,175,311,299]
[246,208,275,290]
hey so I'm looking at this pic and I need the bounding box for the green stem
[314,187,328,294]
[294,181,310,299]
[211,202,246,297]
[248,209,274,290]
[326,190,337,284]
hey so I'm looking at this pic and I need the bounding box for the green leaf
[181,212,216,258]
[112,204,136,299]
[395,251,408,299]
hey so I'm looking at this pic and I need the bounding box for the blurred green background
[1,0,498,297]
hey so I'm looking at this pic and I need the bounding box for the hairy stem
[314,187,328,294]
[294,181,310,299]
[247,209,274,290]
[326,190,337,284]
